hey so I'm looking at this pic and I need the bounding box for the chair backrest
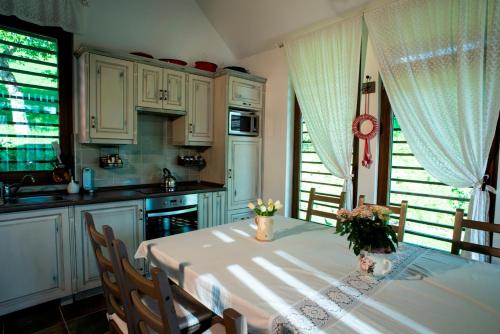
[451,209,500,258]
[84,213,130,330]
[305,188,346,223]
[112,238,181,334]
[358,195,408,242]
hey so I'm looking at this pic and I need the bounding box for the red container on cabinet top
[195,61,218,72]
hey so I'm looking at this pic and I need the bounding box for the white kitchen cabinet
[74,200,144,292]
[227,136,262,211]
[212,191,226,226]
[198,191,227,229]
[172,74,213,146]
[228,208,255,223]
[136,64,186,111]
[228,76,264,110]
[136,63,162,109]
[163,69,186,111]
[0,208,72,316]
[197,192,212,229]
[79,53,135,144]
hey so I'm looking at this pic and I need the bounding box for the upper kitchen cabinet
[228,76,264,110]
[77,53,136,144]
[136,64,186,112]
[172,74,214,146]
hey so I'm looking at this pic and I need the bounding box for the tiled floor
[0,294,109,334]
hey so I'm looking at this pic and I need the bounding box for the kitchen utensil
[162,168,176,189]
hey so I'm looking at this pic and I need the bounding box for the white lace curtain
[0,0,88,33]
[365,0,500,259]
[285,16,362,210]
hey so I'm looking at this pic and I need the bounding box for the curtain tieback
[472,175,496,194]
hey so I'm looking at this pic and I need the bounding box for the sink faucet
[2,174,36,202]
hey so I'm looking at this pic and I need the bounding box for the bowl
[130,51,154,59]
[195,61,218,72]
[159,58,188,66]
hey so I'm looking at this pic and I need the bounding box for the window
[378,86,498,252]
[292,100,358,225]
[0,15,72,184]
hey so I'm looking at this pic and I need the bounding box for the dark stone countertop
[0,182,225,214]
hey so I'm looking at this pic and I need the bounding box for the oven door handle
[146,207,198,218]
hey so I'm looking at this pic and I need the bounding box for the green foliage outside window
[0,26,59,172]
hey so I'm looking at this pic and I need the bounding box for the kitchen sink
[8,195,65,205]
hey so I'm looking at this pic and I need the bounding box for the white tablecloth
[135,217,500,333]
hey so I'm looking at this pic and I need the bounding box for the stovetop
[135,182,224,196]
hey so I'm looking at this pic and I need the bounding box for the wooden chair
[85,212,132,334]
[451,209,500,258]
[305,188,346,223]
[358,195,408,242]
[111,238,247,334]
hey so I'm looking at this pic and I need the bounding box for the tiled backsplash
[74,114,202,187]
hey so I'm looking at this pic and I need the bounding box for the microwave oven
[228,108,259,136]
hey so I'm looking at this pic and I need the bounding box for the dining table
[135,216,500,334]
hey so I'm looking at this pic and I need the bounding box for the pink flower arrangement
[336,205,398,256]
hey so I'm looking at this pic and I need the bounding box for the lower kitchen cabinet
[212,191,226,226]
[228,208,255,223]
[0,208,72,316]
[74,200,144,292]
[198,191,226,229]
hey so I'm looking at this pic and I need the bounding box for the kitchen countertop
[0,182,225,214]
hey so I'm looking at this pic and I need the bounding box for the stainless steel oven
[145,194,198,239]
[228,108,259,136]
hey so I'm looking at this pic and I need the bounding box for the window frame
[378,83,499,252]
[0,14,73,185]
[291,97,359,218]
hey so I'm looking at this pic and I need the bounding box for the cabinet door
[228,76,264,110]
[197,192,212,229]
[137,63,162,109]
[212,191,226,226]
[188,74,213,143]
[0,208,71,315]
[89,54,134,140]
[75,200,144,292]
[227,137,262,210]
[163,69,186,111]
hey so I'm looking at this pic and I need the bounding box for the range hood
[136,106,187,117]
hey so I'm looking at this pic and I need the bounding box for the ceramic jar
[255,216,274,241]
[358,250,393,276]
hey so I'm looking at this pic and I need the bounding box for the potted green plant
[336,205,398,275]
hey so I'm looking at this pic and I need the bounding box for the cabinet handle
[189,123,193,133]
[228,169,232,179]
[159,89,164,101]
[164,90,169,101]
[91,116,96,128]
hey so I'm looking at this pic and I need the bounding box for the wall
[238,48,293,216]
[75,0,236,65]
[74,115,201,187]
[71,0,236,187]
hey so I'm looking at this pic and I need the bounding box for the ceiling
[196,0,373,59]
